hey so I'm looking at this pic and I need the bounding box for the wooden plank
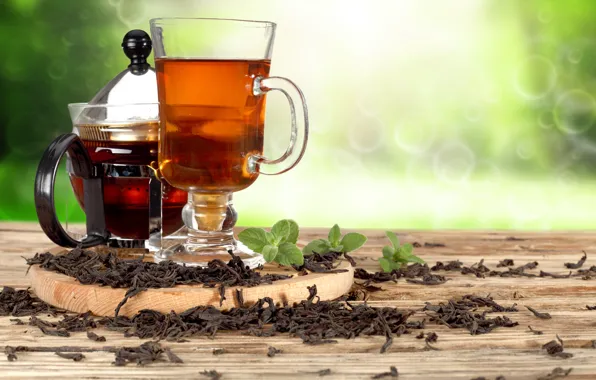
[0,222,595,379]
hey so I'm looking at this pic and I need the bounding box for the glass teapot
[34,30,187,250]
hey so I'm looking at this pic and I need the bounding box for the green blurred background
[1,0,596,230]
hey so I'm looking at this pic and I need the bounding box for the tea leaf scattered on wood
[26,248,291,290]
[424,242,445,248]
[87,331,106,342]
[586,305,596,310]
[526,306,552,319]
[0,286,62,317]
[371,366,399,379]
[355,263,447,286]
[497,259,514,268]
[542,335,573,359]
[212,348,225,355]
[424,295,518,335]
[564,251,587,269]
[267,346,282,357]
[528,326,543,335]
[55,352,85,361]
[199,370,222,380]
[537,367,573,380]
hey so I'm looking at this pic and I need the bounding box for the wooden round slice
[28,247,354,317]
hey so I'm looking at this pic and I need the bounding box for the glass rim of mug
[68,102,159,109]
[149,17,276,28]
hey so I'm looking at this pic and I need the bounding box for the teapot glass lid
[72,29,159,125]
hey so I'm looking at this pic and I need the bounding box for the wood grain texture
[1,222,596,379]
[28,252,354,317]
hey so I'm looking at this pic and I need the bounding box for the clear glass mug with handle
[150,18,309,267]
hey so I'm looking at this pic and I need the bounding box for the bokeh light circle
[433,140,475,185]
[554,89,596,135]
[117,0,146,27]
[513,55,557,99]
[516,141,535,160]
[347,115,385,153]
[393,122,435,155]
[538,110,555,129]
[48,61,67,80]
[567,48,583,64]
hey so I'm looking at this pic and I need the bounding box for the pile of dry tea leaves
[423,294,519,335]
[354,263,448,286]
[26,247,291,289]
[7,285,418,353]
[0,286,62,317]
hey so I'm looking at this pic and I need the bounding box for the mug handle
[34,133,110,248]
[250,76,309,175]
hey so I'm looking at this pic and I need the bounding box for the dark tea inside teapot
[34,30,186,249]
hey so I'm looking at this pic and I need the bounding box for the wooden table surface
[1,222,595,379]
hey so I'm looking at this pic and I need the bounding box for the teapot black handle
[34,133,110,248]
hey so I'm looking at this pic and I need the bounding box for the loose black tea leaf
[431,260,463,271]
[542,336,573,359]
[55,352,85,361]
[497,259,514,268]
[586,305,596,310]
[200,370,222,380]
[114,287,147,317]
[425,332,438,343]
[10,318,24,325]
[372,366,399,379]
[112,341,168,366]
[528,326,543,335]
[424,295,518,335]
[218,284,226,307]
[165,348,183,363]
[87,331,106,342]
[26,248,291,291]
[526,306,552,319]
[212,348,226,355]
[415,332,424,339]
[564,252,587,269]
[267,346,282,357]
[591,340,596,349]
[0,286,62,317]
[505,236,525,241]
[317,369,332,376]
[537,367,573,380]
[355,263,447,285]
[424,242,445,248]
[4,346,17,361]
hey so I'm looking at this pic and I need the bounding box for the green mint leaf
[330,245,344,253]
[262,244,279,263]
[404,253,425,264]
[382,246,394,259]
[379,258,393,273]
[276,242,304,266]
[385,231,400,250]
[340,232,367,253]
[271,220,291,243]
[302,239,331,255]
[328,224,341,247]
[265,231,275,245]
[238,228,269,253]
[284,219,300,244]
[400,243,413,256]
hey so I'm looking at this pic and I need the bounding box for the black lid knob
[122,29,152,75]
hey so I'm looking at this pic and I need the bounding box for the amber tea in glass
[151,18,309,267]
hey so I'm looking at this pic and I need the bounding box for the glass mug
[150,18,309,266]
[34,103,187,249]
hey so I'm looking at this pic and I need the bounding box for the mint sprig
[379,231,425,272]
[303,224,367,255]
[238,219,303,266]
